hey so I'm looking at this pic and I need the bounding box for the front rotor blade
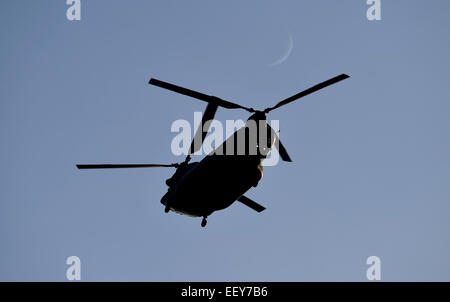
[149,78,254,112]
[264,74,350,113]
[275,137,292,162]
[76,164,179,169]
[268,124,292,162]
[189,103,218,155]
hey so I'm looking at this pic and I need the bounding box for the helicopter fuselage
[161,125,268,218]
[161,155,263,217]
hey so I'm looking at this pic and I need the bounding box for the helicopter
[77,74,350,227]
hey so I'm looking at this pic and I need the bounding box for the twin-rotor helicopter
[77,74,349,227]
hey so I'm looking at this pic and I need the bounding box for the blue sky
[1,0,450,281]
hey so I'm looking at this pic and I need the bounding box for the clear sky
[1,0,450,281]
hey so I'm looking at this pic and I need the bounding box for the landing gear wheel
[164,205,170,213]
[201,217,207,228]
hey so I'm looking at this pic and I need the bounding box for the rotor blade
[268,124,292,162]
[189,103,218,154]
[275,136,292,162]
[76,164,179,169]
[149,78,254,112]
[264,74,350,113]
[237,195,266,212]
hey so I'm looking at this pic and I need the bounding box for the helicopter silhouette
[77,74,349,227]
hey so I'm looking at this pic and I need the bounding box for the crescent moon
[269,33,294,66]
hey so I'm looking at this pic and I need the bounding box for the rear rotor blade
[149,78,254,112]
[264,74,350,113]
[189,103,218,154]
[76,164,179,169]
[237,195,266,212]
